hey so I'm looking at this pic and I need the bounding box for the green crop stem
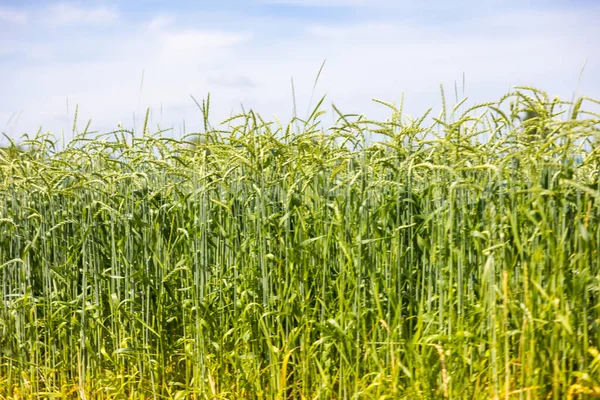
[0,87,599,398]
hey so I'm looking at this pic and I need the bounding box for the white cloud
[46,3,119,26]
[159,30,250,58]
[0,40,54,61]
[0,7,28,24]
[153,29,252,71]
[307,23,412,40]
[207,75,256,88]
[1,4,599,146]
[0,41,19,57]
[260,0,367,6]
[0,20,254,141]
[145,15,175,31]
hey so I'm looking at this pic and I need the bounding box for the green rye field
[1,87,600,399]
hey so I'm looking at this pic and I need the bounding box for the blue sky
[1,0,599,145]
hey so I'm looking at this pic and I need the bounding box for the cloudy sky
[1,0,599,145]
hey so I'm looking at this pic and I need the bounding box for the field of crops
[1,87,599,399]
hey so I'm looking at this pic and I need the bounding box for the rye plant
[0,87,599,399]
